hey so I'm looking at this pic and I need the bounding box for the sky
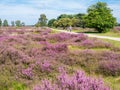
[0,0,120,25]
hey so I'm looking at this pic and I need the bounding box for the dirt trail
[53,29,120,41]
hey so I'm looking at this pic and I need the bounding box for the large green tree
[3,19,9,27]
[38,14,48,27]
[84,2,116,33]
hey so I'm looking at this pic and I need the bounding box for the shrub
[98,60,120,76]
[81,39,94,48]
[22,67,33,79]
[42,43,68,53]
[80,38,111,48]
[73,33,88,42]
[48,33,77,42]
[36,60,51,72]
[33,70,110,90]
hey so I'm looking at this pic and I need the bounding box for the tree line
[0,19,25,27]
[36,2,117,33]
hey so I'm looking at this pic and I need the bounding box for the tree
[3,19,9,27]
[0,19,2,27]
[48,19,56,27]
[71,17,79,27]
[37,14,48,27]
[15,20,21,27]
[57,14,73,20]
[75,13,86,28]
[11,21,15,27]
[84,2,116,33]
[57,18,72,29]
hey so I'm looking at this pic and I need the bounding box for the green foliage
[36,14,48,27]
[3,19,9,27]
[57,18,71,29]
[48,19,56,27]
[0,19,2,27]
[75,13,86,27]
[48,13,86,28]
[57,14,74,20]
[12,82,27,90]
[84,2,117,33]
[15,20,22,27]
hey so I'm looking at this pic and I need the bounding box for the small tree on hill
[84,2,116,33]
[3,19,9,27]
[15,20,21,27]
[38,14,48,27]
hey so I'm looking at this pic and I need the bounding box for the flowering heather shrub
[22,67,33,79]
[31,35,46,42]
[94,40,111,48]
[81,39,94,48]
[36,28,51,35]
[41,60,51,72]
[41,28,51,35]
[42,43,68,53]
[36,60,51,72]
[100,51,120,61]
[33,70,110,90]
[0,35,9,42]
[7,36,27,45]
[0,27,119,89]
[0,46,31,65]
[48,32,76,42]
[73,33,88,42]
[96,51,120,76]
[98,60,120,76]
[80,38,111,48]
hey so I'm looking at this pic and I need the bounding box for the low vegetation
[0,27,120,89]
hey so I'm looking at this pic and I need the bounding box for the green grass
[97,32,120,38]
[71,28,120,38]
[11,82,27,90]
[104,76,120,90]
[101,39,120,48]
[51,29,60,34]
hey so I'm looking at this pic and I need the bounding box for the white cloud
[0,0,120,25]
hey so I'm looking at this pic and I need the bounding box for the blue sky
[0,0,120,25]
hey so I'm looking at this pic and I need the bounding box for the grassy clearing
[104,76,120,90]
[101,39,120,48]
[71,28,120,38]
[96,32,120,38]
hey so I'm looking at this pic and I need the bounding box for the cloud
[0,0,119,25]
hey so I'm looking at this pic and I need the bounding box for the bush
[33,69,110,90]
[98,60,120,76]
[42,43,68,53]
